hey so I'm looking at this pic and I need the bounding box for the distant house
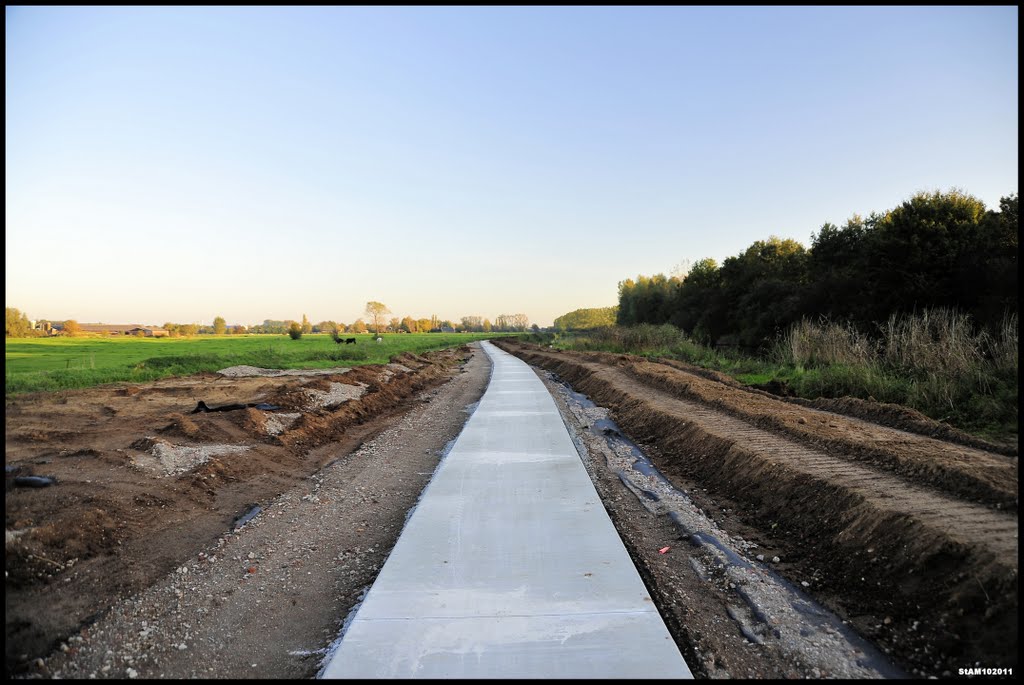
[127,327,169,338]
[77,324,168,337]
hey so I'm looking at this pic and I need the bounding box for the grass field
[5,333,512,394]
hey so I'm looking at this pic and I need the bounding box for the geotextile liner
[495,340,1018,674]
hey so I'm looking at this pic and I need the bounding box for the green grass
[5,333,514,395]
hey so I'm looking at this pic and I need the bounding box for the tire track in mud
[623,359,1017,509]
[628,377,1018,559]
[495,341,1018,676]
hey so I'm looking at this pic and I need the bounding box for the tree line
[617,190,1017,349]
[7,303,532,337]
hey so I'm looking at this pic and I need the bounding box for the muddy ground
[6,340,1018,678]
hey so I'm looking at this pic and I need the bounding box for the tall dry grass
[880,308,981,377]
[778,309,1017,430]
[782,318,876,368]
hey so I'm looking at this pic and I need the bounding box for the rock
[756,554,765,561]
[127,667,139,679]
[801,581,810,587]
[772,556,780,563]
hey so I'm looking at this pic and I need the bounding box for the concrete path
[321,341,693,679]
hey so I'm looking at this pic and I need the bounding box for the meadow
[5,333,510,394]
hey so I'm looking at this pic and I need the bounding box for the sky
[5,6,1018,327]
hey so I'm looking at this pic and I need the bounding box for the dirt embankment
[494,340,1018,677]
[4,348,475,676]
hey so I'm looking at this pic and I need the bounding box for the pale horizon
[6,7,1018,328]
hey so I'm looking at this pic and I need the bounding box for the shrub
[288,323,302,340]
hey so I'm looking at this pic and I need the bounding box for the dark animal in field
[346,338,357,344]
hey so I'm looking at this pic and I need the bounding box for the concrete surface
[321,341,692,679]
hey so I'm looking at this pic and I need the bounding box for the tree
[971,193,1018,325]
[460,315,483,332]
[288,322,303,340]
[6,307,32,338]
[365,301,391,335]
[482,318,492,332]
[851,189,989,326]
[301,314,312,334]
[63,320,81,336]
[179,323,199,336]
[401,316,418,333]
[553,307,617,331]
[417,318,433,332]
[351,319,368,334]
[213,316,227,335]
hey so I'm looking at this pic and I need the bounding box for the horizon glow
[6,6,1018,327]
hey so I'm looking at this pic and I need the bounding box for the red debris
[658,546,670,554]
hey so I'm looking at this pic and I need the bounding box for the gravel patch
[130,438,251,476]
[304,383,367,410]
[264,412,303,436]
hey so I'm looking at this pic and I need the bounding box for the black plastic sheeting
[14,476,56,488]
[192,401,282,414]
[232,504,263,530]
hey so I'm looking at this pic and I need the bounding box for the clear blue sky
[6,6,1018,327]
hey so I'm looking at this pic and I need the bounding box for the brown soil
[494,340,1019,677]
[4,346,476,676]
